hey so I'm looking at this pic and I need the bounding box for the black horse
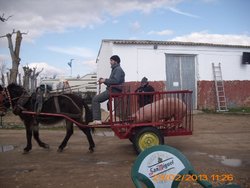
[0,83,95,153]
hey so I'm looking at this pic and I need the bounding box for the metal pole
[71,65,72,77]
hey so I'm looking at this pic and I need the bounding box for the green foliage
[228,107,250,113]
[201,107,250,114]
[201,108,216,113]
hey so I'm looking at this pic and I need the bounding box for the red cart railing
[107,89,193,140]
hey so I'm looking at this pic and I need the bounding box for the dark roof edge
[102,39,250,48]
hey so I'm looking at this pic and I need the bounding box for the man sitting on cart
[135,77,155,108]
[88,55,125,125]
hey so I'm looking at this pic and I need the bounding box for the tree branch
[0,13,13,22]
[0,29,28,38]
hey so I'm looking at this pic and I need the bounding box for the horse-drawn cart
[0,83,193,154]
[23,88,193,154]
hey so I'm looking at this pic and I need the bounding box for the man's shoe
[88,120,102,126]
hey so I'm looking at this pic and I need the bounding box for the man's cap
[141,77,148,83]
[110,55,121,63]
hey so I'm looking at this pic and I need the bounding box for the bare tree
[0,30,27,83]
[0,61,7,86]
[6,72,10,84]
[0,13,13,22]
[30,67,43,92]
[18,73,22,85]
[23,66,32,91]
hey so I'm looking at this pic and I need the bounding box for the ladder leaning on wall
[212,63,228,112]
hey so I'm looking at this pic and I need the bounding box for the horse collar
[4,87,13,110]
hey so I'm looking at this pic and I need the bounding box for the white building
[97,39,250,110]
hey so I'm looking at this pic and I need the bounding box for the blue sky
[0,0,250,79]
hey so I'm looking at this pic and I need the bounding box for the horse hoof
[23,147,31,154]
[22,150,30,154]
[44,144,50,149]
[57,148,63,153]
[89,148,94,153]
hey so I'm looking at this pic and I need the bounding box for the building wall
[104,43,250,80]
[198,80,250,110]
[97,42,113,80]
[98,41,250,109]
[114,45,166,82]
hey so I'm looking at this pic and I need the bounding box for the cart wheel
[133,127,164,154]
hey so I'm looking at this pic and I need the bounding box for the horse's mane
[7,83,23,89]
[7,83,27,96]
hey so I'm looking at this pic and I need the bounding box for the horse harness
[2,87,82,118]
[52,94,82,118]
[1,87,29,112]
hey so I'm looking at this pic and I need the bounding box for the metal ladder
[212,63,228,112]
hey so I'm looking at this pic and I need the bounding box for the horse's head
[0,83,26,114]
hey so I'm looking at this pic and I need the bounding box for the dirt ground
[0,112,250,188]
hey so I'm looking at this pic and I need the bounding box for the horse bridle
[1,87,29,111]
[1,87,13,109]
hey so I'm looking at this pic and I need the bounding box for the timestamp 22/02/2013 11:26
[152,173,234,182]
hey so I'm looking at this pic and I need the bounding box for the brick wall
[198,80,250,110]
[125,80,250,110]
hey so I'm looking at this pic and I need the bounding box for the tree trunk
[1,73,5,86]
[23,66,32,91]
[6,72,10,85]
[0,62,6,86]
[30,68,43,92]
[7,31,22,84]
[18,73,22,85]
[30,67,37,92]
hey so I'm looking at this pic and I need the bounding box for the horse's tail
[82,99,95,133]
